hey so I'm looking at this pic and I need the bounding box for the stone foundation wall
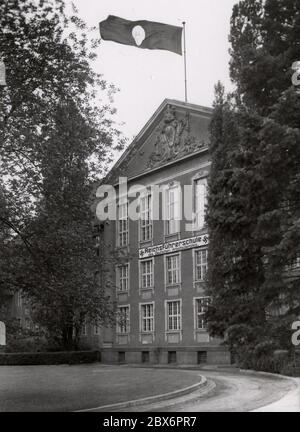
[101,346,231,366]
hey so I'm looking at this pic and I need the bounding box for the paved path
[253,377,300,412]
[113,369,298,412]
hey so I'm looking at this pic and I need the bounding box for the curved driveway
[108,369,299,412]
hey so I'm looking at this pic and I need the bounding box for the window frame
[117,200,129,248]
[193,177,208,231]
[81,320,87,336]
[139,258,154,290]
[25,318,31,330]
[165,299,182,332]
[165,253,181,286]
[140,302,155,334]
[194,297,211,331]
[139,192,153,242]
[116,263,130,293]
[164,183,181,236]
[289,252,300,270]
[93,324,100,336]
[17,291,22,307]
[194,248,208,282]
[117,305,130,334]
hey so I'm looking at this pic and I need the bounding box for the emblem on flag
[132,25,146,46]
[99,15,183,55]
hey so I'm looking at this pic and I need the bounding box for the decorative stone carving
[193,169,210,180]
[147,105,207,169]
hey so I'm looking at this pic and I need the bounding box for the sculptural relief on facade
[147,105,208,169]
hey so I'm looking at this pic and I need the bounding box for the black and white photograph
[1,0,300,418]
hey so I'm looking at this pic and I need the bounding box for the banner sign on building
[139,234,209,259]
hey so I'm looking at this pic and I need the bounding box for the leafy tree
[0,0,124,349]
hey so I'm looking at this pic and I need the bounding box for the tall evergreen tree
[230,0,300,113]
[207,0,300,366]
[207,84,266,340]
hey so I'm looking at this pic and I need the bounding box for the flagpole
[182,21,188,103]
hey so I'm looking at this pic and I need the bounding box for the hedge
[0,350,101,365]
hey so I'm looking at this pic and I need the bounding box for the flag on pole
[99,15,183,55]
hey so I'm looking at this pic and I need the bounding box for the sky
[72,0,237,141]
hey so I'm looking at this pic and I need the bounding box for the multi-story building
[5,99,300,361]
[92,98,231,365]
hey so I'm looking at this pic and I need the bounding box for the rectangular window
[140,259,154,289]
[166,254,180,285]
[81,321,87,336]
[17,291,22,307]
[94,325,100,335]
[194,178,207,229]
[140,194,153,241]
[141,351,150,363]
[140,303,154,333]
[118,201,128,247]
[197,351,207,364]
[167,300,181,331]
[195,297,210,330]
[25,318,30,330]
[194,249,208,281]
[118,351,125,363]
[290,252,300,269]
[165,186,180,235]
[118,264,129,292]
[117,306,130,334]
[168,351,177,364]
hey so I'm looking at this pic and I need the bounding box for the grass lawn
[0,364,202,411]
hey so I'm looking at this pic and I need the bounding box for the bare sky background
[73,0,237,141]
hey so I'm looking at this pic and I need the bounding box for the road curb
[75,375,207,412]
[238,368,298,381]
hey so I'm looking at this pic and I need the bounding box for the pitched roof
[105,98,213,184]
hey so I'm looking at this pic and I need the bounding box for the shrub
[238,343,290,374]
[5,336,48,353]
[226,328,292,374]
[4,318,48,353]
[0,350,101,365]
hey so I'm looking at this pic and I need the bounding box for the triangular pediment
[107,99,213,183]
